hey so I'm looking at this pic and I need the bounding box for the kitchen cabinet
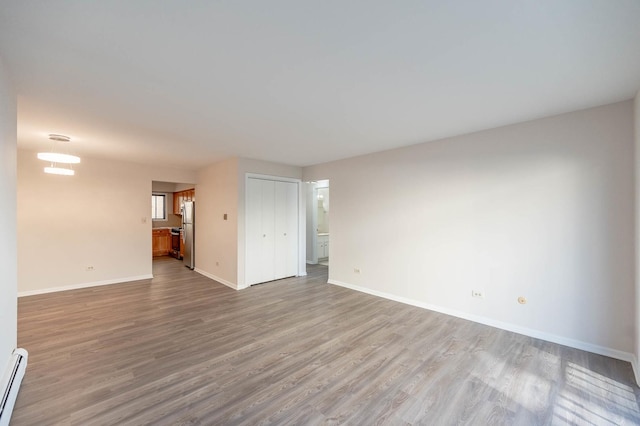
[173,193,180,215]
[246,178,298,286]
[173,188,195,215]
[317,234,329,259]
[152,228,171,257]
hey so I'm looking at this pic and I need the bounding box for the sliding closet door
[274,181,298,280]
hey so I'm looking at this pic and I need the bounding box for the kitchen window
[151,193,167,220]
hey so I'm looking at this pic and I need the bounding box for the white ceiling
[1,1,639,169]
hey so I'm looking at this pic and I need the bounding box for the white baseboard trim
[329,279,635,365]
[18,275,154,297]
[194,268,237,290]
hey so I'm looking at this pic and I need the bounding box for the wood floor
[12,257,640,425]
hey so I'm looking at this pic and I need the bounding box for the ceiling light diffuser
[37,152,81,164]
[44,166,75,176]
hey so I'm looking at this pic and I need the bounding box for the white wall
[194,157,303,289]
[17,150,197,294]
[174,182,195,192]
[0,56,17,373]
[195,158,239,288]
[304,100,635,358]
[152,181,177,193]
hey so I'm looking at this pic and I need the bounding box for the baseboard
[18,275,154,297]
[0,348,28,426]
[194,268,237,290]
[329,279,636,365]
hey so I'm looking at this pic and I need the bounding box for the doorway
[150,181,196,262]
[305,180,329,266]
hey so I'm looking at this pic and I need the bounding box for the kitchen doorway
[150,181,196,263]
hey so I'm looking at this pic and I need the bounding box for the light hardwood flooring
[12,257,640,425]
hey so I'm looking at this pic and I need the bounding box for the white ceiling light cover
[37,152,81,164]
[44,166,75,176]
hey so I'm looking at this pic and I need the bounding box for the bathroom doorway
[305,180,329,266]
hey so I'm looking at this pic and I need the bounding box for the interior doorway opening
[305,180,329,267]
[150,181,196,263]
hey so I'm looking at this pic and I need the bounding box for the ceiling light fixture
[38,134,80,176]
[37,152,80,164]
[44,166,75,176]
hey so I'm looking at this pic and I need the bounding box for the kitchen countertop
[153,227,183,233]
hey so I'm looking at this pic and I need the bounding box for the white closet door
[246,178,263,286]
[260,179,276,283]
[274,181,298,279]
[246,178,276,285]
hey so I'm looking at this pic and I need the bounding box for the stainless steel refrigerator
[181,201,195,269]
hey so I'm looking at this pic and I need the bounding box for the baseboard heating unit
[0,348,28,426]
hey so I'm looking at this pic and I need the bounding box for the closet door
[274,181,298,280]
[246,178,276,285]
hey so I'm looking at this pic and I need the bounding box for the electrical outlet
[86,266,94,271]
[354,268,361,274]
[471,289,484,298]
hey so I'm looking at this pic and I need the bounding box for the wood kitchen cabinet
[186,189,195,203]
[173,188,195,215]
[173,192,182,215]
[152,228,171,257]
